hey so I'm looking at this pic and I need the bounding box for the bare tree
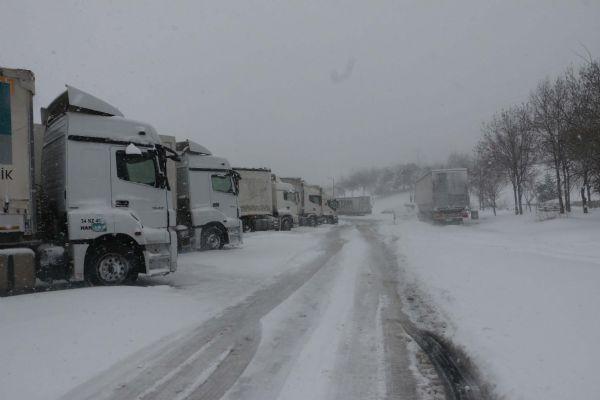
[473,141,506,215]
[481,105,536,214]
[530,78,572,213]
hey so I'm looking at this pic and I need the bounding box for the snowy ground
[2,196,599,400]
[0,226,331,400]
[375,192,600,400]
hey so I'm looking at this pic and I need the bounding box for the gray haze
[2,0,599,184]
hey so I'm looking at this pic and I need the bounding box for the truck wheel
[281,217,292,231]
[87,244,132,285]
[201,226,224,250]
[309,216,317,227]
[242,220,252,233]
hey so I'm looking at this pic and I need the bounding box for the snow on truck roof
[416,168,468,183]
[233,167,272,172]
[177,140,212,155]
[43,85,162,145]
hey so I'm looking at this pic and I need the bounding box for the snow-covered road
[2,222,446,400]
[55,222,444,400]
[5,195,596,400]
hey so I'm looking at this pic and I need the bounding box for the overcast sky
[2,0,599,184]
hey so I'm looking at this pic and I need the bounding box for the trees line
[337,59,599,216]
[473,59,600,215]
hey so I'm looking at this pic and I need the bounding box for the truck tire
[201,226,224,250]
[281,217,292,231]
[87,244,133,285]
[309,215,317,227]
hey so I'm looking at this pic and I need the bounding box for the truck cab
[321,195,338,224]
[39,86,177,284]
[271,175,298,230]
[176,140,242,250]
[281,177,322,227]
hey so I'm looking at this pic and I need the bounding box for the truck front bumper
[227,225,243,246]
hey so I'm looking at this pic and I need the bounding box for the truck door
[111,147,169,230]
[209,172,239,219]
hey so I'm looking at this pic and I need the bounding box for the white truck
[333,196,372,216]
[414,168,470,223]
[1,70,178,287]
[280,177,324,226]
[234,168,298,232]
[321,195,339,224]
[175,140,242,250]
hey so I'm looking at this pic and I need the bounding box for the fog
[2,0,599,183]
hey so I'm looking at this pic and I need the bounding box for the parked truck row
[0,67,338,291]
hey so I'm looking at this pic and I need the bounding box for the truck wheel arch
[201,222,229,244]
[84,234,144,279]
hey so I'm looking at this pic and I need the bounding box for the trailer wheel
[281,217,292,231]
[201,226,224,250]
[87,244,132,285]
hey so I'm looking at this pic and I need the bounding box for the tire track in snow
[357,221,485,400]
[59,226,348,400]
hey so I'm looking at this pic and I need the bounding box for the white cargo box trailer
[333,196,372,216]
[0,68,36,241]
[235,168,278,231]
[414,168,470,223]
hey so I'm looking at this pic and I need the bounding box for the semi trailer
[1,69,178,288]
[234,168,298,232]
[175,140,242,250]
[414,168,470,223]
[333,196,372,216]
[280,177,324,226]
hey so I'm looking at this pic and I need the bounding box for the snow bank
[379,203,600,399]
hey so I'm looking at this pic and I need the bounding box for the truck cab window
[283,191,295,202]
[212,174,234,193]
[309,195,322,205]
[116,150,158,187]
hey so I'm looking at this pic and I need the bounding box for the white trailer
[414,168,470,223]
[176,140,242,250]
[333,196,372,216]
[0,68,36,242]
[234,168,299,232]
[1,78,178,287]
[235,168,277,232]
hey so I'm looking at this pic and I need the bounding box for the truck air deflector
[43,85,123,125]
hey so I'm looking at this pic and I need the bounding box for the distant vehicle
[333,196,372,216]
[280,178,324,226]
[1,70,178,287]
[175,140,242,250]
[234,168,298,232]
[414,168,470,223]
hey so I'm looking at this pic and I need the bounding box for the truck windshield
[212,174,234,193]
[309,195,321,205]
[116,151,158,187]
